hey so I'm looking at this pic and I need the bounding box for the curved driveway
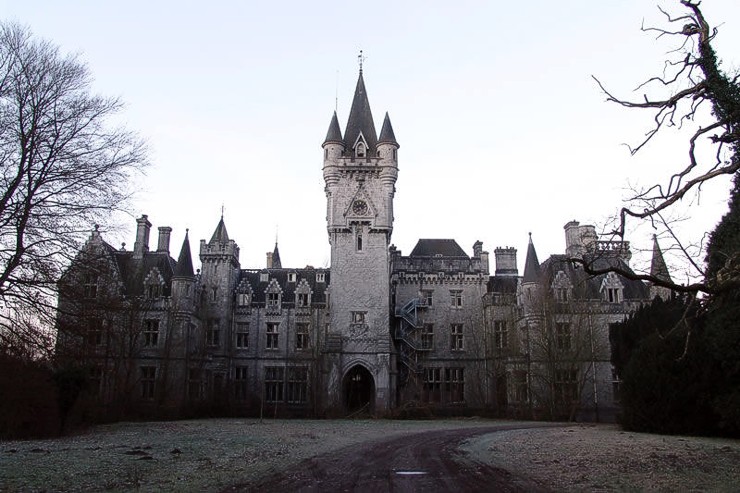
[225,424,552,492]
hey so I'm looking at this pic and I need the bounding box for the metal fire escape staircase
[394,298,427,384]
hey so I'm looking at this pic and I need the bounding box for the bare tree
[0,23,147,350]
[585,1,739,296]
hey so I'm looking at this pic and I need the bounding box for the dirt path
[226,425,551,492]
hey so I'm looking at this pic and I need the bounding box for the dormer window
[551,271,572,303]
[601,272,624,303]
[356,142,366,157]
[288,272,296,283]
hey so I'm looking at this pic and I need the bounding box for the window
[450,324,464,351]
[86,318,103,346]
[420,324,434,350]
[286,367,308,403]
[556,322,571,351]
[421,290,433,307]
[513,370,529,403]
[296,323,309,350]
[267,292,280,309]
[143,319,159,347]
[211,287,218,302]
[445,367,465,403]
[260,272,269,282]
[207,320,220,347]
[494,320,508,350]
[147,283,161,299]
[237,292,250,306]
[605,287,621,303]
[555,288,569,302]
[356,234,363,251]
[450,290,463,308]
[297,292,309,307]
[234,366,248,400]
[235,323,249,349]
[83,272,98,299]
[316,272,325,283]
[89,366,103,396]
[611,367,622,403]
[554,369,578,404]
[356,142,366,157]
[188,369,205,401]
[264,366,285,402]
[423,367,442,403]
[351,311,366,324]
[266,322,279,350]
[288,272,296,283]
[140,366,156,400]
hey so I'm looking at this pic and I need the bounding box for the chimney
[494,247,518,276]
[564,221,597,258]
[133,215,151,259]
[473,240,483,257]
[266,252,273,268]
[157,226,172,253]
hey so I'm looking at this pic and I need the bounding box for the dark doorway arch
[343,365,375,413]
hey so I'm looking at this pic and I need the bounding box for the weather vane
[358,50,366,73]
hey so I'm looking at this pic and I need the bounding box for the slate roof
[409,239,468,258]
[174,230,194,278]
[112,250,177,297]
[238,268,330,305]
[344,71,378,153]
[323,111,343,145]
[522,235,541,283]
[210,217,229,244]
[539,254,650,301]
[378,112,398,146]
[271,243,282,269]
[650,235,672,283]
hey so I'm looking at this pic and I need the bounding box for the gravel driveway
[1,419,739,492]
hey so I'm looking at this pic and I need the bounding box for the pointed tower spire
[209,216,229,244]
[174,229,195,277]
[378,112,398,146]
[344,69,377,154]
[323,111,344,145]
[271,242,282,269]
[650,235,672,283]
[523,233,541,283]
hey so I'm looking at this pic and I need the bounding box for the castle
[56,69,670,420]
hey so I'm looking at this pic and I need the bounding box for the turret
[172,229,196,311]
[650,235,673,300]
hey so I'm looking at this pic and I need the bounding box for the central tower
[322,67,399,412]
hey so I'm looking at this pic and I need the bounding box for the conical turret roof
[323,111,344,146]
[523,233,541,283]
[650,235,672,283]
[378,112,398,146]
[344,71,377,153]
[271,242,282,269]
[210,216,229,244]
[174,230,194,278]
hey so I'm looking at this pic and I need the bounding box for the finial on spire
[358,49,366,74]
[220,204,224,219]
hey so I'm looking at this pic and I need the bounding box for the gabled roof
[522,234,541,283]
[378,112,398,146]
[323,111,343,146]
[650,235,672,284]
[238,268,330,304]
[344,71,377,153]
[210,217,229,244]
[113,251,177,297]
[174,230,194,278]
[410,239,468,258]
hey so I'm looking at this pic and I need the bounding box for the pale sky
[3,1,739,282]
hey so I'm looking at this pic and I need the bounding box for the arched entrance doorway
[343,365,375,413]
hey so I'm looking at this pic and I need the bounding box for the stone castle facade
[56,70,671,420]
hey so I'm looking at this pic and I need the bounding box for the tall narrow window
[445,367,465,403]
[421,324,434,350]
[234,367,248,400]
[266,322,279,349]
[450,324,464,351]
[143,319,159,347]
[450,290,463,308]
[86,318,103,346]
[286,367,308,403]
[83,272,98,299]
[140,366,156,400]
[207,320,220,347]
[357,234,363,251]
[493,320,508,350]
[264,366,285,402]
[423,368,442,403]
[235,322,249,349]
[556,322,571,351]
[295,323,310,350]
